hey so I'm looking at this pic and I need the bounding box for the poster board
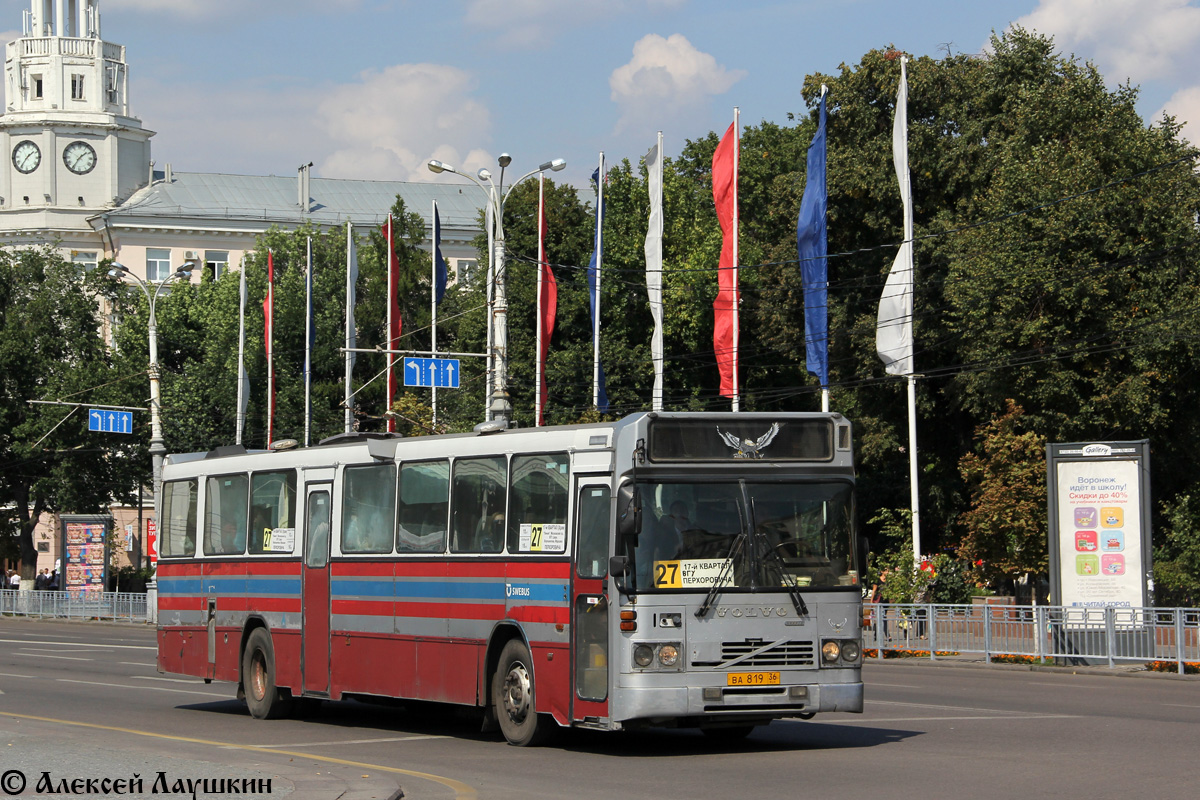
[58,514,112,595]
[1046,442,1151,609]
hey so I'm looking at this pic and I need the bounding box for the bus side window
[161,479,198,558]
[248,471,297,554]
[506,453,569,554]
[398,460,449,553]
[204,474,249,556]
[342,464,396,554]
[450,456,506,554]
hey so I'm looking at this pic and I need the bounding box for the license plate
[726,671,780,686]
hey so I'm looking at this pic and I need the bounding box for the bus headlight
[634,644,654,667]
[841,640,861,662]
[821,640,841,663]
[658,644,679,667]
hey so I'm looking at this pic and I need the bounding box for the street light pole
[427,154,565,426]
[108,259,196,514]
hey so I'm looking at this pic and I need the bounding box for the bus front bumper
[613,680,864,725]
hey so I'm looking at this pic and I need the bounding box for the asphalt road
[1,617,1194,799]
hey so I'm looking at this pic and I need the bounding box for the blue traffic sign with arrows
[403,357,460,389]
[88,408,133,434]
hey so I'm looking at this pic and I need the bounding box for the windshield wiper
[695,529,746,618]
[755,526,809,617]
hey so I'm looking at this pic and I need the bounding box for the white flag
[645,133,664,410]
[877,56,914,376]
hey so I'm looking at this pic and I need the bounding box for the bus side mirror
[858,535,870,574]
[609,555,632,595]
[616,483,641,540]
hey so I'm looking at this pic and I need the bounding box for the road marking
[0,637,154,651]
[19,647,112,653]
[57,679,219,697]
[119,661,156,667]
[15,653,92,661]
[132,675,213,685]
[870,682,922,688]
[1,712,476,799]
[1162,703,1200,709]
[242,735,448,749]
[837,714,1080,724]
[0,672,35,679]
[870,699,1037,715]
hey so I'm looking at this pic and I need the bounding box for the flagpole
[431,200,438,428]
[593,152,604,410]
[536,174,545,427]
[900,57,921,561]
[236,257,247,445]
[732,106,740,413]
[386,215,396,433]
[266,249,275,447]
[304,236,313,447]
[345,222,355,434]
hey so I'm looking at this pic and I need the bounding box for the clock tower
[0,0,152,248]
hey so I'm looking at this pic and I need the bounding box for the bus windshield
[629,480,856,592]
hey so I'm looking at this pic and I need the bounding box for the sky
[3,0,1199,193]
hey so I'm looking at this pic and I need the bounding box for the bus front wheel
[492,639,549,746]
[242,628,292,720]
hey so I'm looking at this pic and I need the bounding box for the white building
[1,0,485,580]
[0,0,484,281]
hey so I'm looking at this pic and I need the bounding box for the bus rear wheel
[492,639,549,746]
[242,628,292,720]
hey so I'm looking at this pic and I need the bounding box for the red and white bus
[156,412,864,745]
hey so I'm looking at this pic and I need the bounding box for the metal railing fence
[0,589,148,623]
[864,602,1200,674]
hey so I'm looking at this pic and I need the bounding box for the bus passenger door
[571,479,611,722]
[302,482,333,696]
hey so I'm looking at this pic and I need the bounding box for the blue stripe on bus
[158,577,300,595]
[331,579,565,603]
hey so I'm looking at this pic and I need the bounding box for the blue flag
[797,90,829,387]
[588,166,609,412]
[433,204,448,304]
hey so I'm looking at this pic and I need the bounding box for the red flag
[712,120,739,399]
[263,249,275,445]
[382,216,402,432]
[537,177,557,426]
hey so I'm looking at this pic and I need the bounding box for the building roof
[102,171,485,232]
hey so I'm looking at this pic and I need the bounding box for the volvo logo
[714,606,788,618]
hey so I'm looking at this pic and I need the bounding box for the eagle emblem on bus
[716,423,781,458]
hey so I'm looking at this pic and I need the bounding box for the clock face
[12,140,41,174]
[63,141,97,175]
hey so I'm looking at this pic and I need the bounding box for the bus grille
[718,640,815,668]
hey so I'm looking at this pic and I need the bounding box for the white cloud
[315,63,492,181]
[1157,86,1200,145]
[124,59,495,182]
[1013,0,1200,83]
[609,33,745,135]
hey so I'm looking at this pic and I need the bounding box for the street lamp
[428,153,565,425]
[107,258,197,513]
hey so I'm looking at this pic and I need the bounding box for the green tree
[958,401,1048,589]
[0,246,141,581]
[1152,493,1200,607]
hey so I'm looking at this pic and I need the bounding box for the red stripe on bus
[157,597,205,611]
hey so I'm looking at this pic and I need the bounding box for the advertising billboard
[1046,442,1151,608]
